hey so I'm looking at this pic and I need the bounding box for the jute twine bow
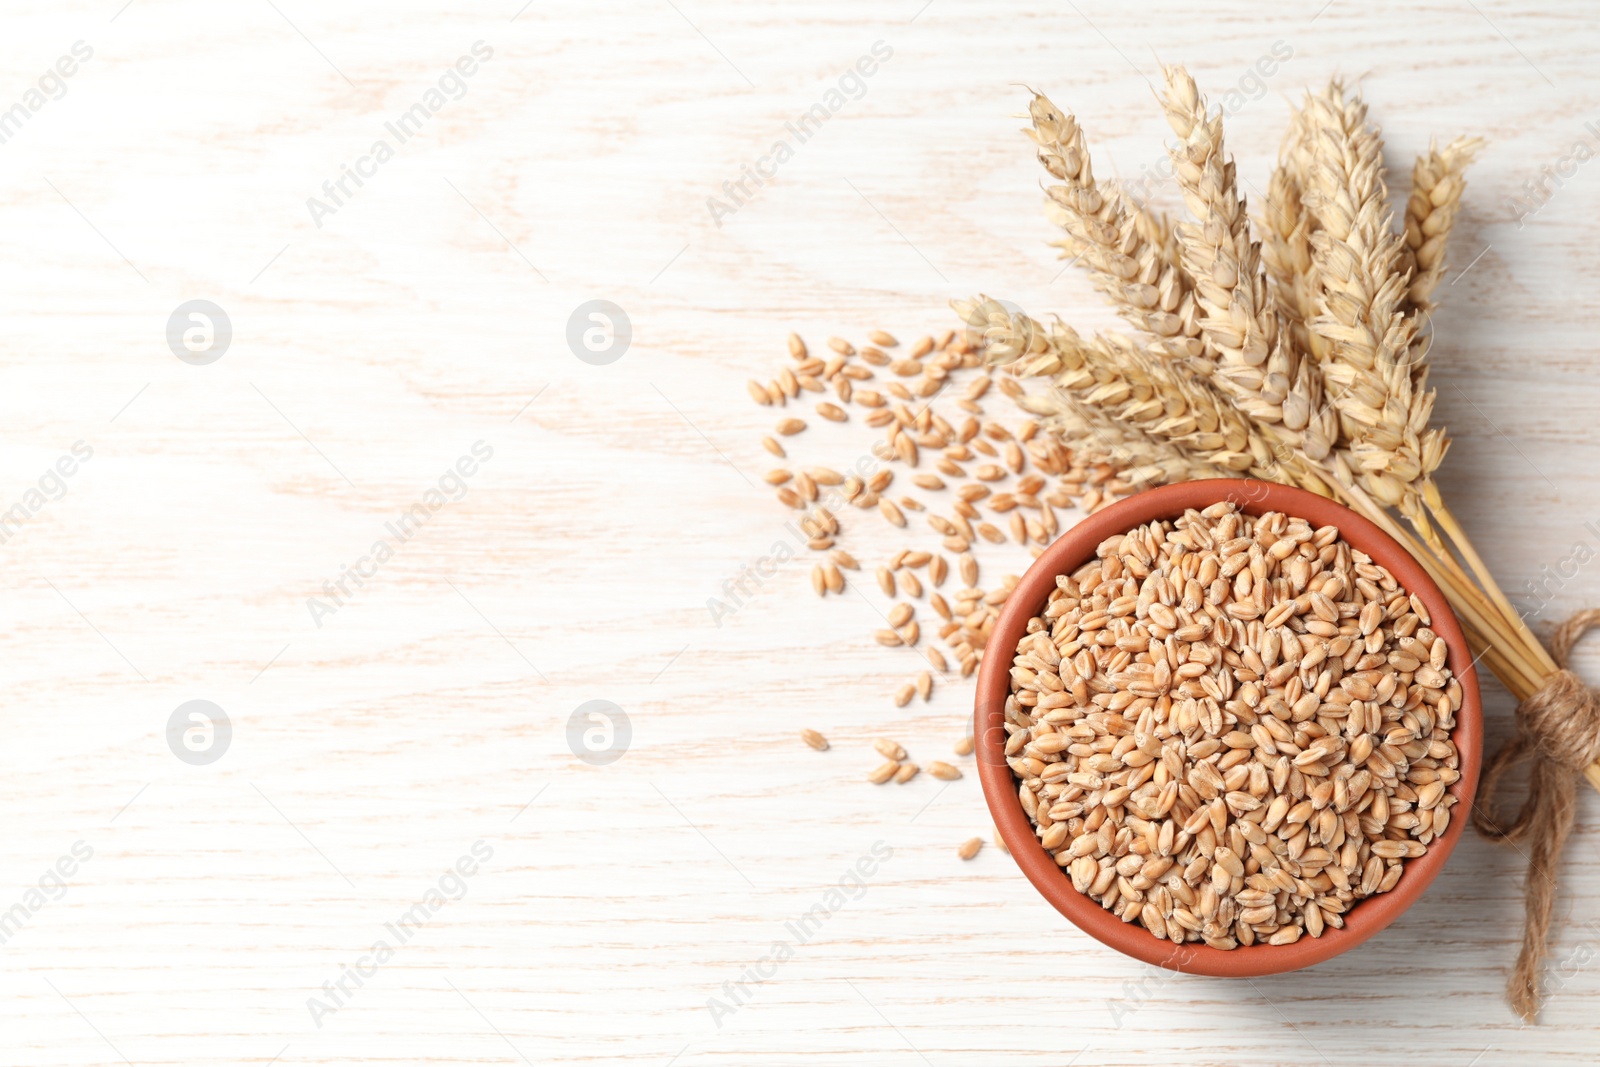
[1471,608,1600,1021]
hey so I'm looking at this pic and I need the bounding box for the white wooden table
[2,1,1597,1063]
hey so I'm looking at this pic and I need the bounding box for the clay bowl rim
[974,478,1483,977]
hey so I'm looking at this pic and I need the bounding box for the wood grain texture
[0,0,1596,1063]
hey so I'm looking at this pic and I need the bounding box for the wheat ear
[1260,102,1322,360]
[1401,136,1485,315]
[1027,93,1205,363]
[1389,136,1481,397]
[960,296,1324,491]
[1299,80,1448,542]
[1298,87,1544,682]
[1159,65,1338,462]
[1028,391,1225,489]
[958,297,1217,485]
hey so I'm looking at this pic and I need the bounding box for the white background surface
[1,1,1598,1064]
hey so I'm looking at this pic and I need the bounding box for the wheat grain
[877,567,896,596]
[807,466,844,486]
[801,728,829,751]
[869,760,900,784]
[824,563,844,593]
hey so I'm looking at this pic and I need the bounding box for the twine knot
[1513,669,1600,772]
[1472,608,1600,1021]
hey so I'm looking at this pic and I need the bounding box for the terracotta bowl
[974,479,1482,977]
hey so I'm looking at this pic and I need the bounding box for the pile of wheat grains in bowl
[1003,500,1463,949]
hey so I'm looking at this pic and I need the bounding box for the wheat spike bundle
[970,65,1595,1021]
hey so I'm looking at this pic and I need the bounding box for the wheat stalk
[1290,89,1551,688]
[1388,135,1546,682]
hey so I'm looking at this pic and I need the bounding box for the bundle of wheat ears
[956,65,1600,1020]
